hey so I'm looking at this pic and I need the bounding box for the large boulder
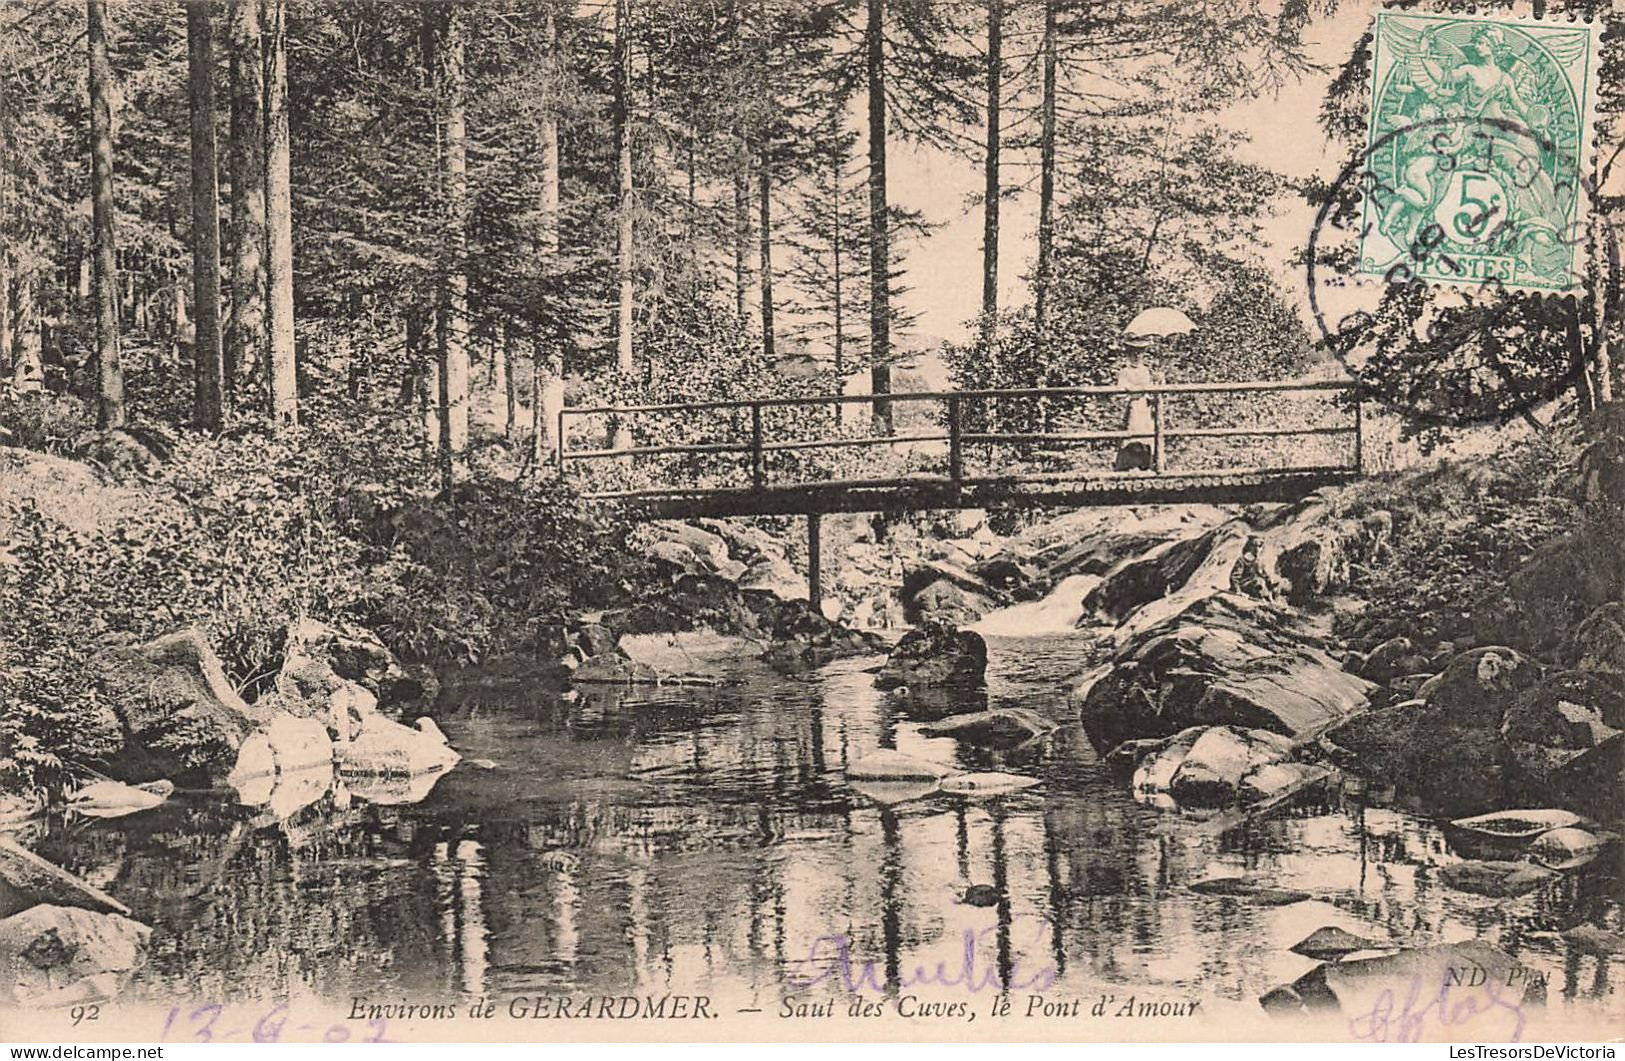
[902,560,1003,625]
[920,708,1053,748]
[1031,505,1228,579]
[1245,496,1361,605]
[1438,860,1559,898]
[571,650,660,684]
[1357,636,1425,684]
[1501,670,1624,814]
[1083,520,1249,623]
[1573,602,1625,678]
[1320,703,1417,784]
[875,622,987,690]
[1324,646,1544,816]
[739,552,805,600]
[1240,761,1331,805]
[338,714,459,777]
[70,427,173,476]
[905,578,998,627]
[1418,646,1543,725]
[1127,727,1208,794]
[284,618,429,710]
[639,521,733,577]
[1168,726,1295,807]
[267,633,385,742]
[1474,523,1625,657]
[1325,705,1512,818]
[1077,593,1372,752]
[0,903,151,1006]
[972,555,1043,601]
[847,750,950,781]
[227,712,337,789]
[0,838,131,919]
[1267,941,1542,1036]
[748,593,888,672]
[1117,725,1308,807]
[90,628,268,783]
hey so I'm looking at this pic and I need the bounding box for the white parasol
[1123,306,1197,339]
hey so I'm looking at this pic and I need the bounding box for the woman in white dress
[1114,354,1156,471]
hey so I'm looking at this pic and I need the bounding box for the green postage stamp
[1360,10,1600,293]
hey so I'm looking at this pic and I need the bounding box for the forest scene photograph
[0,0,1622,1045]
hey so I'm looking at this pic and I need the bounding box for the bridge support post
[807,512,822,610]
[750,402,766,491]
[1152,391,1165,474]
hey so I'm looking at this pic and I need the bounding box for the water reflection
[23,635,1622,1021]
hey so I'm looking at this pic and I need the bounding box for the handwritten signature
[159,1003,392,1043]
[785,919,1058,995]
[1347,972,1528,1043]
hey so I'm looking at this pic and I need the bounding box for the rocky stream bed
[1,438,1621,1032]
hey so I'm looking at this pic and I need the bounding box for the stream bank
[1,405,1620,1025]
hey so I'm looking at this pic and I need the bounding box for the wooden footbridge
[556,379,1366,601]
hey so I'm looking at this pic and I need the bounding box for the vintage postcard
[0,0,1620,1047]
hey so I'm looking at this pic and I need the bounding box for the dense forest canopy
[0,0,1617,454]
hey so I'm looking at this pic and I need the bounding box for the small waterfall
[972,573,1101,637]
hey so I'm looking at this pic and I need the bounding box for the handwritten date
[159,1003,392,1043]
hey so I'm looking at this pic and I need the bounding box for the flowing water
[17,628,1623,1032]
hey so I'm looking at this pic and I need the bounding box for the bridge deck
[597,468,1358,519]
[558,380,1363,520]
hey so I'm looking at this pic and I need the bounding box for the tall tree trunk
[187,0,225,431]
[1034,0,1056,337]
[12,274,41,391]
[686,132,699,289]
[758,143,776,361]
[533,10,561,470]
[613,0,634,374]
[980,0,1001,348]
[227,0,266,407]
[1593,212,1617,405]
[0,162,10,375]
[501,327,516,439]
[865,0,891,432]
[397,311,420,406]
[831,148,845,426]
[439,0,469,463]
[0,257,10,377]
[533,342,565,472]
[88,0,124,428]
[733,148,749,322]
[263,0,296,427]
[538,65,560,264]
[531,347,544,467]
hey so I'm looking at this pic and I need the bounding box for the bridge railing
[556,379,1362,500]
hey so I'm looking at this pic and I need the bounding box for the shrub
[1331,422,1587,652]
[0,391,95,455]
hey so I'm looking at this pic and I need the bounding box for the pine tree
[226,0,266,406]
[435,0,470,471]
[979,0,1001,347]
[186,0,224,431]
[613,0,635,373]
[263,0,296,427]
[87,0,124,428]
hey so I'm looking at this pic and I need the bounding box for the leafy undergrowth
[1328,411,1616,660]
[0,400,635,794]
